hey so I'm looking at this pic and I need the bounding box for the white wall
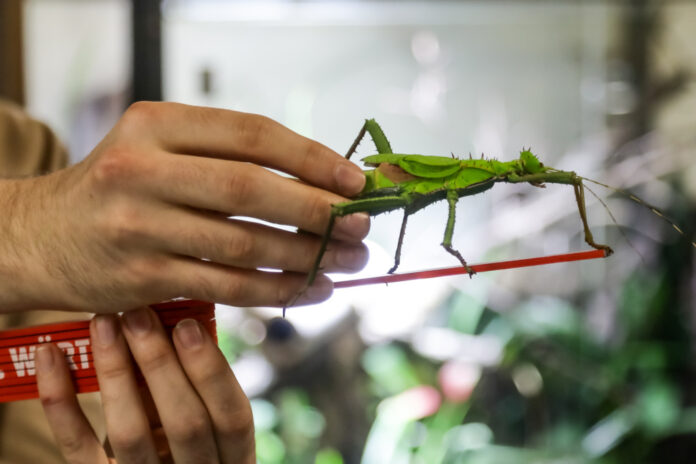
[23,0,131,162]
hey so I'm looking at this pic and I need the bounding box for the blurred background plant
[6,0,696,462]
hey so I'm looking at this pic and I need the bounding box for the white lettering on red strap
[9,346,37,377]
[75,339,90,369]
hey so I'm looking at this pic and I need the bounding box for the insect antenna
[583,177,696,249]
[583,183,646,264]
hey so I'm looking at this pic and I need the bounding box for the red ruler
[334,249,608,288]
[0,300,215,403]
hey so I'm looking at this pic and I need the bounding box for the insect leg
[283,211,338,316]
[285,195,409,314]
[314,195,409,283]
[441,190,475,276]
[345,119,393,159]
[388,211,410,274]
[307,213,337,288]
[345,122,368,160]
[573,180,614,256]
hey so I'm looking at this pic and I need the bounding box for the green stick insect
[289,119,694,311]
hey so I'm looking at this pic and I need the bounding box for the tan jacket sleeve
[0,101,105,463]
[0,99,68,177]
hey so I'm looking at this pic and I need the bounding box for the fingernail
[94,315,117,346]
[335,164,365,195]
[36,344,54,374]
[336,246,369,270]
[305,277,333,302]
[123,308,152,336]
[175,319,203,349]
[334,213,370,241]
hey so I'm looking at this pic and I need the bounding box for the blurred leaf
[443,422,494,453]
[315,448,344,464]
[216,328,244,361]
[447,291,485,334]
[618,271,664,338]
[276,389,326,462]
[506,297,581,338]
[582,408,636,458]
[256,430,286,464]
[361,344,421,395]
[637,380,680,436]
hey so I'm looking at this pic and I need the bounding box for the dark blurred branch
[131,0,162,102]
[614,0,690,153]
[0,0,24,105]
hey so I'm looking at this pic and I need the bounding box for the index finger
[121,102,366,197]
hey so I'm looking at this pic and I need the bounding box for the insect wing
[400,154,461,178]
[448,167,495,189]
[361,153,405,166]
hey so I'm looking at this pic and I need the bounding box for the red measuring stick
[0,300,215,403]
[334,249,608,289]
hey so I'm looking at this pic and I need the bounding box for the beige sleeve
[0,99,68,177]
[0,102,105,463]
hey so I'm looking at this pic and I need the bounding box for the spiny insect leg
[388,211,410,274]
[284,212,338,317]
[345,118,393,159]
[573,181,614,256]
[584,184,645,264]
[345,122,368,160]
[442,190,475,276]
[286,195,408,315]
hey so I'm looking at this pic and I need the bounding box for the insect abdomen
[458,159,519,176]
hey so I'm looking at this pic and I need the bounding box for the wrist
[0,178,33,311]
[0,174,65,312]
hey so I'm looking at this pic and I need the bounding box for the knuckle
[226,232,256,263]
[108,427,150,456]
[221,277,246,303]
[237,114,274,151]
[222,170,255,207]
[91,146,139,188]
[57,432,88,458]
[39,390,69,410]
[186,271,216,302]
[303,194,331,230]
[190,361,228,387]
[218,405,255,441]
[133,343,176,374]
[300,140,330,172]
[103,203,145,246]
[118,101,174,140]
[125,257,168,298]
[168,412,210,445]
[187,270,247,304]
[123,101,163,125]
[96,361,132,384]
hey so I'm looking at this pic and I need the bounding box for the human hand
[2,103,369,312]
[36,306,255,463]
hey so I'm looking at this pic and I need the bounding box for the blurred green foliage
[219,245,696,463]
